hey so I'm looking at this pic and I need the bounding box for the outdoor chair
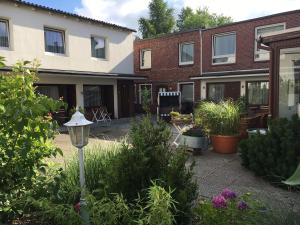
[91,106,111,125]
[171,113,194,147]
[282,163,300,186]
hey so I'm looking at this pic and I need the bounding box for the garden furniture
[283,163,300,186]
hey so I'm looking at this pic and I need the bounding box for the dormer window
[212,32,236,65]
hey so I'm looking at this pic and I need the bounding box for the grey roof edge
[190,68,269,78]
[8,0,136,33]
[0,67,147,79]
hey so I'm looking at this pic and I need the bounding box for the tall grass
[195,100,240,135]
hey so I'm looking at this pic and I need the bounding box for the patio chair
[91,106,111,125]
[171,113,194,147]
[282,163,300,186]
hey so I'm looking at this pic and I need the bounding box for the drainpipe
[199,29,203,101]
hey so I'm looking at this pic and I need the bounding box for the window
[179,42,194,65]
[247,81,269,105]
[0,19,9,48]
[44,27,65,54]
[36,85,60,100]
[91,36,106,59]
[83,86,102,107]
[139,84,152,104]
[255,23,285,61]
[140,49,151,69]
[208,83,225,102]
[212,33,236,64]
[179,83,194,102]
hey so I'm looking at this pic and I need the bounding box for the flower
[212,195,227,208]
[221,188,237,200]
[237,201,248,210]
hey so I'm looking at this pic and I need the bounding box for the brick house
[134,9,300,115]
[134,29,201,113]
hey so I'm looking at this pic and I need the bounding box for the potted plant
[195,100,241,154]
[180,126,209,154]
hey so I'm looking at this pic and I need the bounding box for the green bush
[239,115,300,184]
[195,100,240,135]
[0,59,64,222]
[60,115,197,225]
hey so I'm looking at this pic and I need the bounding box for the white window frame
[212,32,236,65]
[179,42,194,65]
[140,49,151,69]
[44,26,66,56]
[177,82,195,102]
[91,35,108,60]
[0,18,10,49]
[254,23,285,61]
[139,83,152,104]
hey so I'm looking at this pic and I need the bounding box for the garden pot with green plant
[180,127,209,154]
[195,100,241,154]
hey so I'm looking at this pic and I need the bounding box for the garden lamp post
[64,111,93,225]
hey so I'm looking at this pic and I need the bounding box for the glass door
[279,47,300,118]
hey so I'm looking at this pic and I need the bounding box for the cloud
[75,0,300,31]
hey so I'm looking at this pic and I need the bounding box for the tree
[177,7,233,31]
[139,0,175,38]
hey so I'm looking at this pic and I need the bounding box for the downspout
[257,36,273,118]
[199,29,203,101]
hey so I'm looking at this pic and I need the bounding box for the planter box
[180,135,209,150]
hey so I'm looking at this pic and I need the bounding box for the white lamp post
[64,111,93,225]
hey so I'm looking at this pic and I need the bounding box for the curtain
[91,37,106,59]
[208,84,225,102]
[180,43,194,63]
[214,34,236,56]
[0,20,9,47]
[45,29,65,54]
[247,82,269,105]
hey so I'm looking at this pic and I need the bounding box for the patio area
[53,118,300,213]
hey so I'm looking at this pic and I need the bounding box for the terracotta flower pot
[211,135,241,154]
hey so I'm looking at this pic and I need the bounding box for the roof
[260,27,300,45]
[203,9,300,31]
[7,0,136,32]
[0,67,147,80]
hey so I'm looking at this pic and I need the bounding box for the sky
[27,0,300,31]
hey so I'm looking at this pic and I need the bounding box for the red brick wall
[202,10,300,73]
[134,30,202,103]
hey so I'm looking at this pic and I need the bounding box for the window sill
[140,67,151,70]
[45,52,67,57]
[212,62,236,66]
[91,57,108,61]
[0,46,11,51]
[179,61,194,66]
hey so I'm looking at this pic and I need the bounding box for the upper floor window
[44,27,65,54]
[140,49,151,69]
[255,23,285,61]
[179,42,194,65]
[91,36,106,59]
[212,33,236,65]
[0,19,9,48]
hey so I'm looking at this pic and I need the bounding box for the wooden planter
[211,135,241,154]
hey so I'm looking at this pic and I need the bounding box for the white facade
[0,1,137,118]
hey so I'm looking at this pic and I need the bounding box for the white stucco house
[0,0,145,119]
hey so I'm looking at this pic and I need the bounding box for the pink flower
[221,188,237,200]
[212,195,227,208]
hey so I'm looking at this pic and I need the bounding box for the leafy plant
[0,59,64,222]
[195,100,240,136]
[141,88,152,113]
[239,115,300,185]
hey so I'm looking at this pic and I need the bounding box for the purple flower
[237,201,248,210]
[212,195,227,208]
[221,188,237,200]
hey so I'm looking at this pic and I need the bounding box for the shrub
[239,115,300,184]
[0,59,63,222]
[195,100,240,135]
[60,115,197,225]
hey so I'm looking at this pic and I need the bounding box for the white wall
[0,1,134,74]
[199,75,269,99]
